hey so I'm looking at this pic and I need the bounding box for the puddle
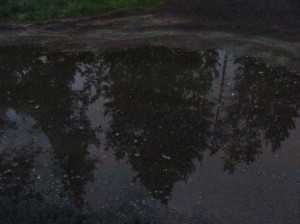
[0,45,299,223]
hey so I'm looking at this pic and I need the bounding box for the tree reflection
[102,47,300,200]
[0,45,299,207]
[213,55,300,172]
[0,46,100,208]
[103,47,219,203]
[0,112,44,222]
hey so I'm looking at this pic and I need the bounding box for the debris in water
[134,152,141,157]
[4,169,12,173]
[162,154,171,160]
[38,56,48,63]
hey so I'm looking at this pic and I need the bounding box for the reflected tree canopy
[0,46,100,208]
[213,55,300,172]
[102,47,219,203]
[0,45,299,207]
[0,122,43,222]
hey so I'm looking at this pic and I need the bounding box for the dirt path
[0,8,299,59]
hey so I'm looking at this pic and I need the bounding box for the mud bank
[0,9,299,54]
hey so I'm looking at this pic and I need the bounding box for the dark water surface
[0,45,299,223]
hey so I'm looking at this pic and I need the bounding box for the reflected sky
[0,45,299,223]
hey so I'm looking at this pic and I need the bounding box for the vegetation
[0,0,164,21]
[1,0,298,22]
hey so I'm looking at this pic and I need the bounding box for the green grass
[0,0,165,21]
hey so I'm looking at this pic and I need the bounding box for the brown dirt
[0,8,299,57]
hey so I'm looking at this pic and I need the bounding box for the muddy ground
[0,7,299,71]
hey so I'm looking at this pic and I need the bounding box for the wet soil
[0,7,299,54]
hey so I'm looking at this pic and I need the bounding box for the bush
[0,0,164,20]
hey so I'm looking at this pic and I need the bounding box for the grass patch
[0,0,165,21]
